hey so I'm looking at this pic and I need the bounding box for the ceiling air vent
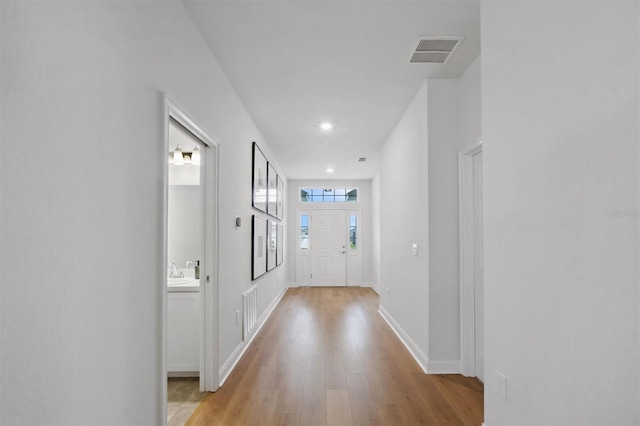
[410,37,464,64]
[358,157,367,162]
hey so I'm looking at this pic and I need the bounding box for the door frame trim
[459,139,482,378]
[162,95,220,418]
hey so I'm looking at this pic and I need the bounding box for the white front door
[473,152,484,382]
[311,210,347,286]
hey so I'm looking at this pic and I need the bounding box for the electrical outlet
[496,371,506,400]
[236,310,240,325]
[412,243,418,256]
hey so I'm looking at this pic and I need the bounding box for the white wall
[457,56,482,149]
[426,79,461,364]
[286,179,372,286]
[482,1,639,424]
[425,56,482,366]
[377,57,482,370]
[379,82,431,364]
[0,1,286,424]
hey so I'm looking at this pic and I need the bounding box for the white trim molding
[425,360,461,374]
[379,306,460,374]
[378,306,428,373]
[459,140,482,377]
[365,282,380,294]
[218,286,288,385]
[163,94,221,418]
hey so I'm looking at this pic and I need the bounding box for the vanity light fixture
[191,145,201,165]
[172,144,184,165]
[169,145,202,166]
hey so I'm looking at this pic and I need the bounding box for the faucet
[186,260,196,268]
[169,263,183,278]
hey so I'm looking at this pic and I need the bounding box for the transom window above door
[300,188,358,203]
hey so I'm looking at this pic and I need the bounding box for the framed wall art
[276,222,283,266]
[267,219,277,271]
[276,175,284,220]
[267,163,277,217]
[252,142,267,213]
[252,215,267,280]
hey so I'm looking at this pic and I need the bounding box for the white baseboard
[365,282,380,294]
[218,286,288,385]
[378,305,428,373]
[286,282,298,287]
[217,341,244,386]
[426,359,460,374]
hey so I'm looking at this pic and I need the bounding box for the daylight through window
[300,215,309,249]
[300,188,357,203]
[349,215,357,250]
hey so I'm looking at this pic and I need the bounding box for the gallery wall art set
[251,142,284,280]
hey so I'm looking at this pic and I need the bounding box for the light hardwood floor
[187,287,483,425]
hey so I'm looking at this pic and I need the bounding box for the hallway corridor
[187,287,483,425]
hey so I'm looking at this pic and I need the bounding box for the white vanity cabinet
[167,289,199,374]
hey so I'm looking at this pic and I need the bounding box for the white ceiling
[184,1,480,180]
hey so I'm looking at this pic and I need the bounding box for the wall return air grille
[410,37,464,64]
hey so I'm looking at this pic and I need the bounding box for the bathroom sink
[168,277,197,287]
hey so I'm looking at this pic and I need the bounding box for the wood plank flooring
[187,287,483,426]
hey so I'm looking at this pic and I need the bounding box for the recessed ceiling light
[320,122,333,130]
[326,168,334,173]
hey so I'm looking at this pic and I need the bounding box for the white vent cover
[358,157,367,162]
[410,37,463,64]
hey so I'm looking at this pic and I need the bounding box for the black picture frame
[267,219,277,271]
[276,222,284,266]
[267,163,277,217]
[252,215,267,280]
[252,142,267,213]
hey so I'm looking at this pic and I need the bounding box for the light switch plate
[496,371,506,399]
[412,243,418,256]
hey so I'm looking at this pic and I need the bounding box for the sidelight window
[300,215,309,249]
[349,215,357,249]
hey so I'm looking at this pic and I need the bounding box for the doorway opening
[459,141,484,381]
[163,96,219,424]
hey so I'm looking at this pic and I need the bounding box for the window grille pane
[300,215,309,249]
[349,216,357,249]
[300,188,358,202]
